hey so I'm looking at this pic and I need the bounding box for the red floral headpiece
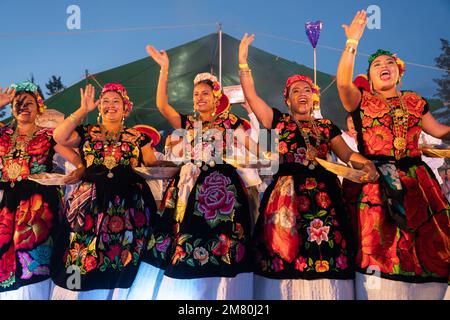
[100,83,133,113]
[283,74,320,106]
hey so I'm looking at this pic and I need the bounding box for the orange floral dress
[346,90,450,284]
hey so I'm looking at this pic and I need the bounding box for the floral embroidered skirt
[253,164,355,280]
[344,158,450,284]
[150,163,252,279]
[0,180,61,293]
[51,166,158,291]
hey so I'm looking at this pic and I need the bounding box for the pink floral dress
[253,108,354,280]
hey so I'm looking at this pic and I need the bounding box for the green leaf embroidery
[178,234,192,245]
[186,259,195,267]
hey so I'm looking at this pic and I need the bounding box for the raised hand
[239,33,255,65]
[80,84,99,114]
[342,10,367,41]
[146,45,169,70]
[0,87,16,108]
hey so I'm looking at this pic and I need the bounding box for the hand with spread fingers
[0,87,16,109]
[146,45,170,70]
[342,10,367,41]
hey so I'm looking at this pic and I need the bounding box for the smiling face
[369,55,400,92]
[286,81,314,116]
[99,91,127,122]
[12,92,39,123]
[193,82,218,114]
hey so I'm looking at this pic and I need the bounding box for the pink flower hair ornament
[100,83,134,113]
[193,73,230,115]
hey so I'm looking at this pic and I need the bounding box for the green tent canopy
[45,33,346,151]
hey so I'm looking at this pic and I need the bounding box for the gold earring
[97,113,102,125]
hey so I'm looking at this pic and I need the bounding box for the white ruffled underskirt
[355,272,448,300]
[0,279,53,300]
[254,275,355,300]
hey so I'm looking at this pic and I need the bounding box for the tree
[433,39,450,103]
[45,75,65,96]
[28,74,45,99]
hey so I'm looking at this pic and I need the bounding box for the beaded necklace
[2,125,38,187]
[290,111,321,170]
[100,124,123,178]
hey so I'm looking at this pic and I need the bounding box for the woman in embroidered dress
[239,34,379,300]
[51,83,160,299]
[336,10,450,300]
[0,82,84,300]
[145,45,255,300]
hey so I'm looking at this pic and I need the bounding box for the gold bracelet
[345,46,356,54]
[346,39,359,46]
[239,69,252,76]
[160,69,169,76]
[239,63,249,70]
[67,113,80,125]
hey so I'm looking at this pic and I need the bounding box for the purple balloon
[305,21,323,49]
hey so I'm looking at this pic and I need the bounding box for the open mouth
[379,70,391,81]
[104,109,118,114]
[196,102,207,107]
[298,97,308,104]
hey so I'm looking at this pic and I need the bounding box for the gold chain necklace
[2,125,37,187]
[374,91,409,160]
[290,112,321,170]
[100,125,123,178]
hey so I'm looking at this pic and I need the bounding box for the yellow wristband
[239,63,249,70]
[346,39,359,46]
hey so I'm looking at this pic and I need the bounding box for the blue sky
[0,0,449,104]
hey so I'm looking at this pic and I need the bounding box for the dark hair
[12,91,40,113]
[194,80,214,91]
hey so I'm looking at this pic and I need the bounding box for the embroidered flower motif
[294,147,307,163]
[315,191,331,209]
[307,219,330,245]
[211,234,231,257]
[272,256,284,272]
[18,251,50,279]
[193,247,209,265]
[362,125,393,155]
[361,92,390,118]
[298,195,311,212]
[196,172,236,226]
[305,178,317,190]
[14,194,53,250]
[336,254,348,270]
[315,260,329,272]
[295,256,307,272]
[172,245,186,265]
[108,216,124,233]
[155,236,171,253]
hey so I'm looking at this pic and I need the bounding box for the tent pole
[218,23,222,86]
